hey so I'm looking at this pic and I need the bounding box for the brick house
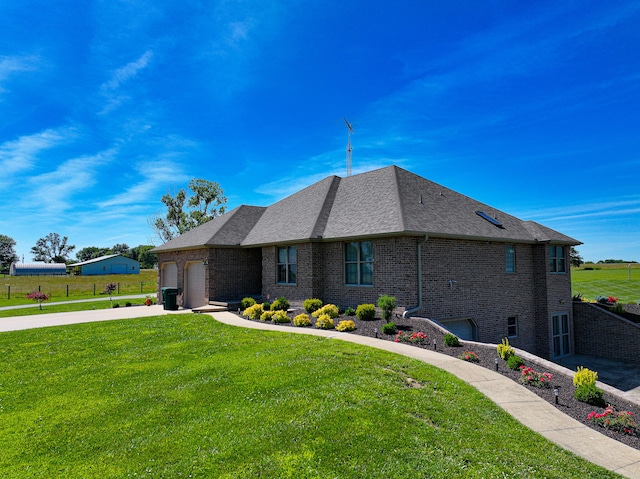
[152,165,580,360]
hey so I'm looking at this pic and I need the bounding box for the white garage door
[161,262,178,288]
[185,262,206,309]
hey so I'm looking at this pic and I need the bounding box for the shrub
[518,366,553,388]
[315,314,335,330]
[271,297,290,311]
[573,366,598,388]
[336,320,356,332]
[260,310,276,322]
[271,310,290,323]
[125,302,132,307]
[240,297,256,309]
[312,304,339,319]
[588,406,637,435]
[262,302,271,311]
[355,303,376,321]
[443,333,460,347]
[574,384,606,407]
[377,295,396,321]
[506,355,525,370]
[344,306,356,316]
[243,303,263,320]
[293,313,311,327]
[303,298,323,313]
[460,351,479,362]
[395,330,428,344]
[112,302,120,308]
[381,322,397,335]
[497,337,515,360]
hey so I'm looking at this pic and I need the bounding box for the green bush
[315,314,335,330]
[125,302,132,307]
[574,366,598,388]
[243,303,263,320]
[271,297,290,311]
[381,322,397,335]
[240,297,256,309]
[271,310,290,323]
[506,355,525,370]
[112,302,120,308]
[443,333,460,347]
[262,302,271,311]
[336,320,356,332]
[260,310,274,321]
[497,337,515,360]
[355,303,376,321]
[303,298,323,313]
[377,295,396,321]
[574,383,606,407]
[293,313,311,327]
[312,304,339,319]
[344,307,356,316]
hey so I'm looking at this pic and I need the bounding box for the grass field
[572,264,640,303]
[0,270,157,306]
[0,315,619,478]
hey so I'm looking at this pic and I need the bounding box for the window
[507,316,518,337]
[549,245,566,273]
[505,244,516,273]
[277,246,297,284]
[345,241,373,285]
[551,313,570,357]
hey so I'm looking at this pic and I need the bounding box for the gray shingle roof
[152,165,580,252]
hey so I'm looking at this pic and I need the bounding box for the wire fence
[0,275,157,301]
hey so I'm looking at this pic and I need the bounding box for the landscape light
[494,357,499,371]
[554,387,559,404]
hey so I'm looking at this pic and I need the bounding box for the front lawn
[0,315,621,478]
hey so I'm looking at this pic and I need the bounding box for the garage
[160,262,177,288]
[438,318,478,341]
[184,261,206,309]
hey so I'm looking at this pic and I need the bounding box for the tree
[130,245,157,269]
[150,179,227,243]
[0,234,19,270]
[31,233,76,263]
[111,243,131,256]
[570,247,584,268]
[76,246,110,262]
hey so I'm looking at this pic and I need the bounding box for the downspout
[403,235,428,319]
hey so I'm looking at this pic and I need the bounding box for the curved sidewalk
[210,311,640,479]
[1,306,640,477]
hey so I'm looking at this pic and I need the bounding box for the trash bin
[161,287,179,311]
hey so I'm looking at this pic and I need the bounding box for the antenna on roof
[344,118,354,176]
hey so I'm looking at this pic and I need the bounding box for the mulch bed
[235,309,640,451]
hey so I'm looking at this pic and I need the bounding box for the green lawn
[572,266,640,303]
[0,270,157,306]
[0,298,153,318]
[0,315,621,478]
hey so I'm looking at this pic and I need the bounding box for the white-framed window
[507,316,518,337]
[505,244,516,273]
[345,241,373,285]
[549,245,566,273]
[277,246,297,284]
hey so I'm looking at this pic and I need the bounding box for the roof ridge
[391,165,407,232]
[310,176,341,239]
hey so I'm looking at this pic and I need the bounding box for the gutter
[403,235,428,319]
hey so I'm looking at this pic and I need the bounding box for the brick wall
[573,301,640,364]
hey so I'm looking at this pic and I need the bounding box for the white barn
[10,262,67,276]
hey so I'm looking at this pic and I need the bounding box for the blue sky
[1,1,639,263]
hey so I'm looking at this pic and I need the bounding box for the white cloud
[0,127,78,175]
[0,54,39,96]
[103,50,154,91]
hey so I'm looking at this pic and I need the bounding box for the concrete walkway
[1,307,640,478]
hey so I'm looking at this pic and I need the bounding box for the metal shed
[10,262,67,276]
[68,254,140,276]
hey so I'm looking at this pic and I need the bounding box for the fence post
[38,285,41,292]
[117,282,120,294]
[66,284,69,297]
[140,281,143,293]
[7,285,9,300]
[94,284,96,296]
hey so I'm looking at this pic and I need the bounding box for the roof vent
[476,211,504,228]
